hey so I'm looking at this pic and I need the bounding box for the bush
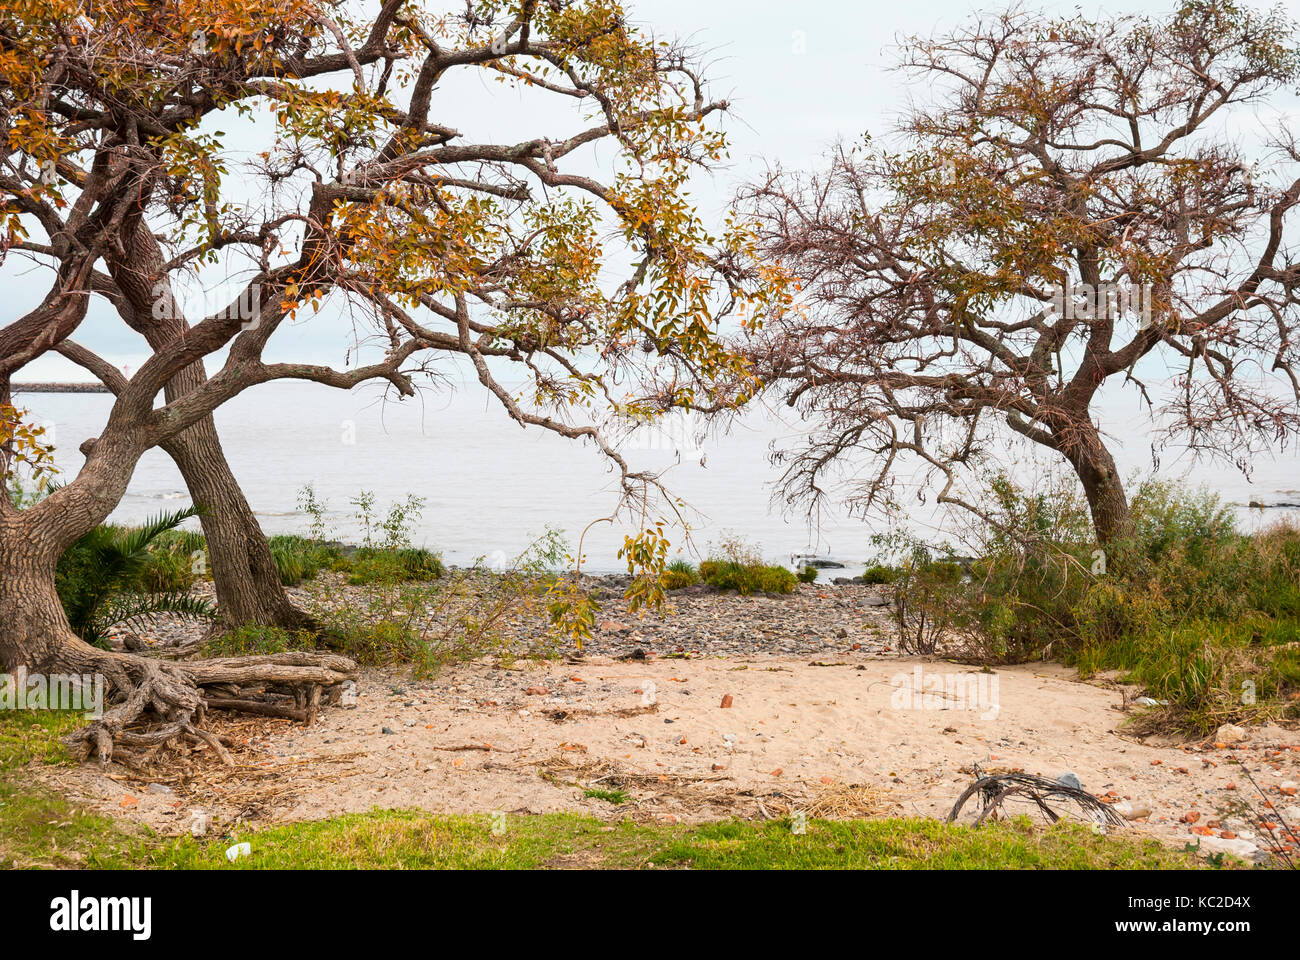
[858,564,900,585]
[797,565,819,584]
[662,559,698,590]
[55,508,215,647]
[268,535,331,586]
[342,547,444,585]
[697,534,797,595]
[881,473,1300,730]
[698,560,797,595]
[203,624,319,657]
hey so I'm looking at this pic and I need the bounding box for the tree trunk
[106,219,313,634]
[1062,424,1134,546]
[1,491,352,765]
[161,415,316,633]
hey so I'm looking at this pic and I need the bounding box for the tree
[741,2,1300,546]
[0,0,781,761]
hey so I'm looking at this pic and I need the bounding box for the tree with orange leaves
[0,0,787,761]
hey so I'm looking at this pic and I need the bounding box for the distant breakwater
[11,382,110,394]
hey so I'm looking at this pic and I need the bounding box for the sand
[41,652,1300,855]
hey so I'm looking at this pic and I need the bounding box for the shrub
[203,624,319,657]
[268,535,329,586]
[308,531,565,677]
[880,473,1300,730]
[55,508,215,647]
[698,560,797,595]
[698,534,798,595]
[858,564,900,585]
[662,559,698,590]
[796,565,819,584]
[343,547,444,585]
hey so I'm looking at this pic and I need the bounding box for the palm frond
[114,506,205,565]
[96,591,217,635]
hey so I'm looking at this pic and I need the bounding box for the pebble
[1215,723,1249,744]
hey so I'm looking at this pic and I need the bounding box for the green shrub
[343,547,444,585]
[203,624,319,657]
[880,473,1300,730]
[697,534,797,595]
[859,564,899,585]
[796,565,819,584]
[662,559,698,590]
[698,559,797,595]
[267,534,335,586]
[55,508,215,647]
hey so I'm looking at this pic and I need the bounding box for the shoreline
[11,382,111,394]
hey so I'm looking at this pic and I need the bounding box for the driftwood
[947,766,1126,829]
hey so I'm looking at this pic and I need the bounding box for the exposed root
[61,645,356,766]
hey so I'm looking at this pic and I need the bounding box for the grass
[647,816,1200,870]
[698,559,797,595]
[80,813,1207,870]
[267,535,445,588]
[0,709,1210,870]
[583,788,631,805]
[0,710,151,869]
[662,559,699,590]
[201,623,321,657]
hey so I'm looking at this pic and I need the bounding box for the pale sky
[9,0,1298,379]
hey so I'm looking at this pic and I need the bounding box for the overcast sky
[11,0,1296,380]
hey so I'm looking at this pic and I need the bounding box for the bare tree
[742,2,1300,546]
[0,0,778,760]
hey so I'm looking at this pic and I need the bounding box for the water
[15,381,1300,574]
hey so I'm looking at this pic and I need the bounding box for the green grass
[662,559,699,590]
[648,817,1199,870]
[0,710,152,869]
[202,623,322,657]
[583,788,630,805]
[0,710,1207,870]
[698,559,797,595]
[0,709,82,768]
[116,813,1206,870]
[265,536,446,588]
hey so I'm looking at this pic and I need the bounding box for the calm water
[16,381,1300,574]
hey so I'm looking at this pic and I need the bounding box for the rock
[146,783,172,795]
[1056,771,1082,791]
[381,726,396,735]
[524,686,549,696]
[1133,696,1167,707]
[1215,723,1248,744]
[1193,834,1259,861]
[720,693,734,709]
[1114,800,1152,820]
